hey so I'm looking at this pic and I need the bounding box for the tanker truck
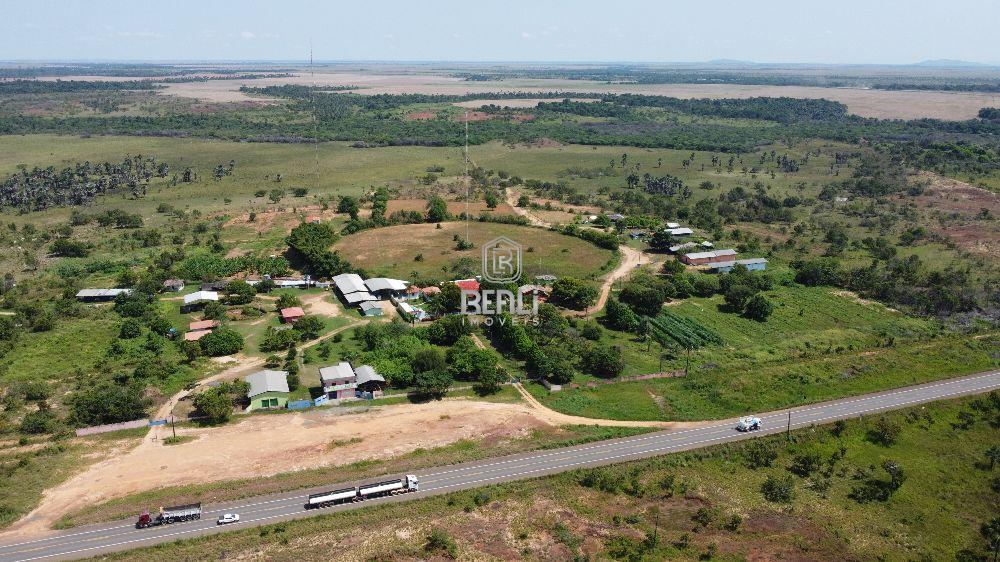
[136,503,202,528]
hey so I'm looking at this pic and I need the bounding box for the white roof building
[364,278,408,293]
[344,291,378,304]
[76,288,131,299]
[245,370,290,398]
[183,290,219,305]
[332,273,367,295]
[354,365,385,386]
[666,222,680,229]
[666,227,694,236]
[319,362,355,383]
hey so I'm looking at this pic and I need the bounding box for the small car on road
[736,416,762,432]
[217,513,240,525]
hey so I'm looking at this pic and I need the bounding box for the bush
[692,275,720,297]
[604,298,639,332]
[70,382,150,426]
[866,416,901,446]
[743,294,774,321]
[19,408,59,434]
[761,474,795,503]
[550,277,598,311]
[193,388,234,424]
[742,440,778,468]
[294,315,324,340]
[118,318,143,339]
[199,327,245,357]
[581,345,625,378]
[425,528,458,558]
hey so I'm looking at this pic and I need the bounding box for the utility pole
[171,414,176,439]
[786,411,791,440]
[685,345,691,376]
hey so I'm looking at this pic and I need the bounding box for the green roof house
[245,370,290,412]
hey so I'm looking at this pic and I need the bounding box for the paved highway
[1,370,997,561]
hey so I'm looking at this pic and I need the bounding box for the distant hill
[913,59,990,68]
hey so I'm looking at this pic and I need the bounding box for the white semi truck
[306,475,419,509]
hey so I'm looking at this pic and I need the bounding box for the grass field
[333,221,618,281]
[86,394,1000,561]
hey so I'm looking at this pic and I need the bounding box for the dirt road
[506,188,648,317]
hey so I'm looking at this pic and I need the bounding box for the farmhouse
[666,227,694,237]
[280,306,305,323]
[75,288,131,303]
[354,365,386,398]
[319,362,357,399]
[182,290,219,312]
[396,300,428,322]
[162,279,185,292]
[333,273,376,304]
[454,278,480,292]
[200,281,228,291]
[272,276,311,289]
[245,370,290,411]
[184,329,212,342]
[401,285,424,301]
[707,258,769,273]
[188,319,220,331]
[519,284,551,302]
[680,249,737,266]
[606,213,626,221]
[669,241,699,254]
[666,222,680,229]
[421,286,441,297]
[359,301,383,317]
[364,277,408,298]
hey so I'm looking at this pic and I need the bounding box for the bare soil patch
[404,111,436,121]
[453,98,599,109]
[905,172,1000,255]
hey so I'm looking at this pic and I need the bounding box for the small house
[401,285,424,301]
[666,222,680,229]
[359,301,383,317]
[519,284,550,302]
[669,242,699,254]
[454,278,480,292]
[421,286,441,297]
[273,276,310,289]
[245,370,290,411]
[162,279,185,292]
[182,290,219,312]
[319,362,357,399]
[188,319,220,331]
[535,274,558,283]
[200,281,228,292]
[354,365,386,398]
[184,329,212,342]
[708,258,768,274]
[680,249,737,266]
[75,288,131,303]
[280,307,305,323]
[666,227,694,237]
[396,300,427,322]
[606,213,625,222]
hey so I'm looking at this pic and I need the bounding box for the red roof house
[184,329,212,342]
[280,307,305,323]
[454,279,480,292]
[188,319,221,331]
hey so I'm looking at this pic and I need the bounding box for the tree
[723,284,754,312]
[866,416,901,446]
[761,474,795,503]
[337,195,360,219]
[49,238,89,257]
[427,282,462,315]
[692,275,719,297]
[276,293,302,310]
[550,277,598,311]
[193,388,233,424]
[793,257,843,287]
[604,298,640,332]
[294,315,324,340]
[517,194,530,207]
[981,518,1000,562]
[199,327,244,357]
[581,345,625,377]
[202,300,226,321]
[412,347,447,374]
[648,230,675,252]
[224,280,256,305]
[742,440,778,468]
[413,368,453,399]
[474,363,506,395]
[118,318,143,339]
[426,314,473,345]
[70,382,150,426]
[426,196,449,223]
[743,294,774,321]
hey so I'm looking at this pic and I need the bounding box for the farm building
[401,285,424,301]
[188,319,220,331]
[200,281,228,291]
[75,288,131,303]
[273,276,311,289]
[182,290,219,312]
[364,277,408,298]
[680,249,737,266]
[707,258,769,273]
[184,330,212,342]
[245,370,290,411]
[319,362,357,399]
[535,274,558,283]
[354,365,386,397]
[454,278,480,292]
[666,222,680,229]
[669,241,699,254]
[606,213,625,221]
[162,279,185,292]
[359,301,383,317]
[280,307,305,323]
[396,300,428,322]
[666,227,694,237]
[333,273,376,304]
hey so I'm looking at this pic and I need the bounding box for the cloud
[239,30,280,40]
[116,31,165,39]
[520,31,534,39]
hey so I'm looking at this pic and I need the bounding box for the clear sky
[2,0,999,64]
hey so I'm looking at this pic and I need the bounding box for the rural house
[707,258,769,273]
[280,306,305,323]
[245,370,290,411]
[364,277,408,299]
[319,362,357,399]
[188,319,220,331]
[162,279,185,292]
[182,290,219,312]
[354,365,386,398]
[680,249,737,266]
[75,288,132,303]
[359,301,383,317]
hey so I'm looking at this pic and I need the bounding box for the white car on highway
[217,513,240,525]
[736,416,762,432]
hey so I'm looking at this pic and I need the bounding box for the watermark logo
[482,236,521,283]
[461,236,538,325]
